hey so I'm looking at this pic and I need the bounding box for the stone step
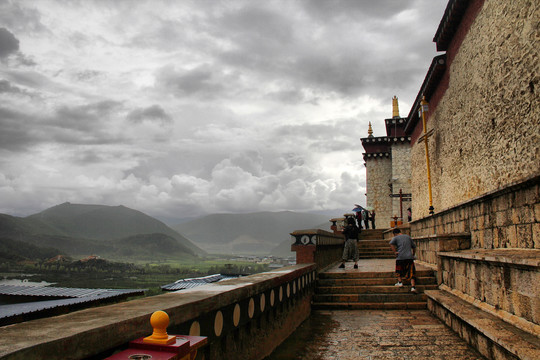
[357,247,393,251]
[316,284,438,294]
[358,235,385,240]
[317,277,437,287]
[357,255,395,259]
[319,270,434,279]
[356,247,393,252]
[314,293,427,303]
[312,302,427,310]
[426,290,540,360]
[356,240,390,246]
[357,251,394,255]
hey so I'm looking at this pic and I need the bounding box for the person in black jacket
[339,218,360,269]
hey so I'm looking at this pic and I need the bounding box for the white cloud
[0,0,448,219]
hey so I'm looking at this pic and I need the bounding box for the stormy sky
[0,0,447,220]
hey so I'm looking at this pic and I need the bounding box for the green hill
[0,237,64,263]
[0,203,205,260]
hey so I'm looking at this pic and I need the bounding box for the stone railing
[290,229,344,270]
[0,264,316,360]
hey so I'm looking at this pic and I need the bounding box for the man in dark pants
[339,218,360,269]
[389,228,417,293]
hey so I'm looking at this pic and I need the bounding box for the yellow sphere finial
[392,96,400,118]
[368,122,373,137]
[143,310,176,345]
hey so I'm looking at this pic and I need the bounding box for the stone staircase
[313,229,438,310]
[357,229,395,258]
[357,239,395,258]
[313,268,437,310]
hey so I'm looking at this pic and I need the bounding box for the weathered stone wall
[366,157,392,229]
[439,251,540,327]
[391,142,412,221]
[411,0,540,219]
[414,233,471,270]
[411,175,539,249]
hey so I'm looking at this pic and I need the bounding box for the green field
[1,257,269,297]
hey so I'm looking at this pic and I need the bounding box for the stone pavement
[267,309,485,360]
[324,258,431,273]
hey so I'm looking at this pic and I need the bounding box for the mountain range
[0,203,336,262]
[172,211,331,256]
[0,202,203,261]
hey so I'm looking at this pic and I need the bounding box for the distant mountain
[172,211,332,255]
[0,237,64,263]
[0,203,205,259]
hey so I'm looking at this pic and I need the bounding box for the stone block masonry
[391,142,412,219]
[410,0,539,219]
[366,157,392,228]
[412,174,539,250]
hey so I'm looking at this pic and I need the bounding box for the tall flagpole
[420,96,434,215]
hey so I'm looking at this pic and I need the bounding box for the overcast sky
[0,0,447,220]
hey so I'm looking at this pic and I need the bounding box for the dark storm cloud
[4,69,59,89]
[299,0,410,22]
[266,88,319,105]
[218,4,294,47]
[210,0,444,100]
[0,100,124,152]
[155,64,237,98]
[75,70,103,82]
[127,104,172,125]
[53,100,123,132]
[0,79,25,94]
[0,27,19,58]
[0,107,38,151]
[0,1,47,34]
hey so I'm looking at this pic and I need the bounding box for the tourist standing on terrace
[370,210,376,229]
[389,228,417,293]
[339,217,360,269]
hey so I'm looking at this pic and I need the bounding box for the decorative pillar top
[392,96,399,118]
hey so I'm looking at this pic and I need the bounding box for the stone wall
[439,250,540,329]
[414,233,471,270]
[366,157,392,229]
[391,142,412,221]
[411,175,539,250]
[411,0,539,219]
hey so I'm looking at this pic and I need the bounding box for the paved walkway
[267,309,484,360]
[267,258,485,360]
[324,258,431,274]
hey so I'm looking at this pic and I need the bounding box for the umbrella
[352,206,363,212]
[364,206,374,211]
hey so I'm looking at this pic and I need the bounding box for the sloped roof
[161,274,238,291]
[433,0,472,51]
[0,285,145,326]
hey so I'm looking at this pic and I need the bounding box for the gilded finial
[368,122,373,137]
[392,96,399,118]
[143,310,176,345]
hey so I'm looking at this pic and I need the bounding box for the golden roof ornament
[392,96,400,118]
[368,122,373,137]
